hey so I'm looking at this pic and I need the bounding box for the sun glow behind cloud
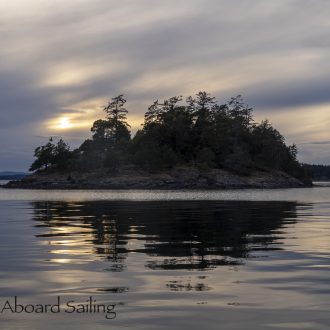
[59,117,71,129]
[47,113,92,131]
[1,0,330,170]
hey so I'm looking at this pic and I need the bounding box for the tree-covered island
[7,92,312,189]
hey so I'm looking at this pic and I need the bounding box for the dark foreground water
[0,188,330,329]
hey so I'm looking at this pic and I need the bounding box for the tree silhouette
[29,92,309,182]
[30,138,72,172]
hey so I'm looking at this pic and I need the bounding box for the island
[5,92,312,189]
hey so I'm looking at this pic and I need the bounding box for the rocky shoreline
[3,167,312,190]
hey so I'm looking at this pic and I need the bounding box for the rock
[3,167,312,190]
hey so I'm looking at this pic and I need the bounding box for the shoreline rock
[3,167,312,190]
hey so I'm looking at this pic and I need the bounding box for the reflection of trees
[31,201,298,271]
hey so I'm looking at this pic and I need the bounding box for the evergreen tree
[30,138,72,172]
[30,138,56,171]
[101,94,131,148]
[228,95,253,127]
[29,91,309,182]
[79,95,131,171]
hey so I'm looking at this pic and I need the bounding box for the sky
[0,0,330,171]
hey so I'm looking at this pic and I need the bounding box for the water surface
[1,185,330,202]
[0,188,329,329]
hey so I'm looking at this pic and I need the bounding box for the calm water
[0,187,329,329]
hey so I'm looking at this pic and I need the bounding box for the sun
[58,117,71,129]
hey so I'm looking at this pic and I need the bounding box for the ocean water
[0,187,329,329]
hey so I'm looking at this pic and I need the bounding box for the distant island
[0,172,27,181]
[303,164,330,182]
[5,92,313,189]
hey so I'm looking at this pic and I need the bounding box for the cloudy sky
[0,0,329,171]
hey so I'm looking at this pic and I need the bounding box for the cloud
[0,0,330,169]
[303,141,330,145]
[243,74,330,109]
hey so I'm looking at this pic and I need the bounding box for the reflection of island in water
[32,201,298,271]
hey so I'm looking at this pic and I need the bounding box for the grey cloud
[241,76,330,110]
[303,141,330,145]
[1,0,330,170]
